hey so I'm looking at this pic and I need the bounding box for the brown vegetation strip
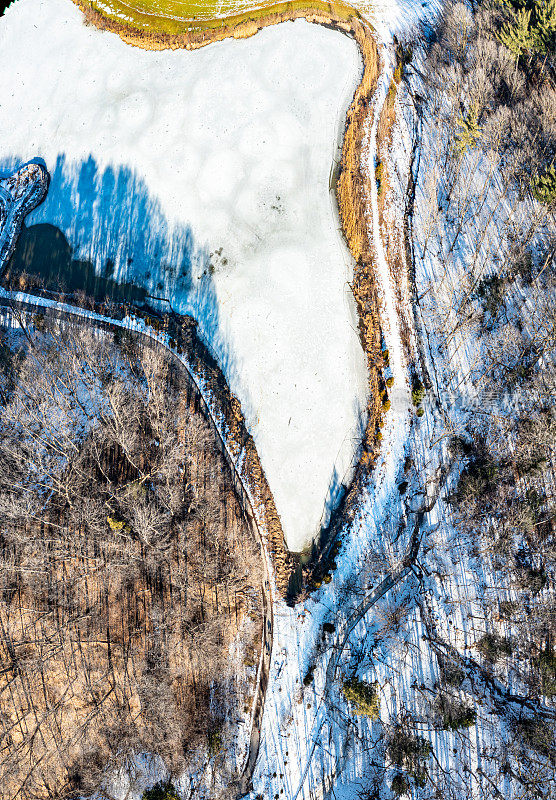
[76,1,358,50]
[177,317,295,595]
[72,1,385,591]
[296,15,386,601]
[374,53,416,365]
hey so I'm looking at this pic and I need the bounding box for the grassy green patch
[85,0,358,37]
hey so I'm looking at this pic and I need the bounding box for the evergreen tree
[142,781,179,800]
[498,7,534,60]
[455,103,481,154]
[341,677,380,718]
[532,164,556,204]
[533,0,556,53]
[496,0,528,8]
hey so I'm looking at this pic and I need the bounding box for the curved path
[0,290,272,795]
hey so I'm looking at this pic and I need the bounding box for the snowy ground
[225,3,551,798]
[0,0,368,552]
[365,0,443,40]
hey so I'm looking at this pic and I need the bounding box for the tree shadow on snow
[2,154,368,555]
[317,396,367,549]
[1,153,239,385]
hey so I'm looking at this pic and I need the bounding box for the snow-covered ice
[0,0,369,551]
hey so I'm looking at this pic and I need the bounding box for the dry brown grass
[374,53,416,363]
[335,19,383,471]
[0,328,262,799]
[76,2,355,51]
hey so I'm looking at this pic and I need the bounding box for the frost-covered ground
[219,3,556,799]
[242,48,417,800]
[366,0,443,40]
[0,0,368,552]
[0,3,454,800]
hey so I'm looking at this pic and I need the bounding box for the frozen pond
[0,0,368,551]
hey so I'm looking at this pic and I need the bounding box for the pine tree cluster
[454,102,482,155]
[497,0,556,60]
[532,164,556,204]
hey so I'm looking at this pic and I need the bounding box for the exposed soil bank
[76,0,359,49]
[72,0,384,594]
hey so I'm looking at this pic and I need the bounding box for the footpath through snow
[246,37,421,800]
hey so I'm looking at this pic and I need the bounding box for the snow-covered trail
[364,43,412,471]
[0,6,441,797]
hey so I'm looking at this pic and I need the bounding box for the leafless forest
[392,3,556,782]
[0,320,262,800]
[415,0,556,696]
